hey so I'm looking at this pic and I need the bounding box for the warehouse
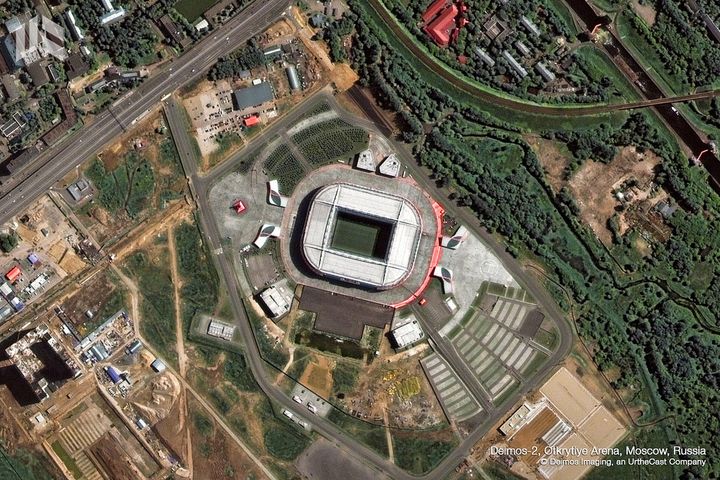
[258,284,292,319]
[232,82,274,111]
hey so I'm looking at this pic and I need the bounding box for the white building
[390,320,424,349]
[259,284,292,319]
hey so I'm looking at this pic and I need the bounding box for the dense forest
[341,0,720,476]
[68,0,156,67]
[624,0,720,89]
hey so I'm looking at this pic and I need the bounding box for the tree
[0,233,19,253]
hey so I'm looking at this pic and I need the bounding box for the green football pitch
[331,210,397,258]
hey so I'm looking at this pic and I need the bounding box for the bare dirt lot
[60,271,124,337]
[342,352,446,429]
[299,354,333,399]
[631,0,657,25]
[568,147,661,245]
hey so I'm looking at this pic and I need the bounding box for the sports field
[331,211,392,259]
[175,0,216,21]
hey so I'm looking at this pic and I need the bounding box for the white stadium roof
[302,183,422,289]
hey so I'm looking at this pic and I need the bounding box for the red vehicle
[233,199,246,214]
[419,298,428,306]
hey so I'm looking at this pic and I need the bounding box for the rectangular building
[390,319,424,349]
[232,82,274,111]
[259,284,292,319]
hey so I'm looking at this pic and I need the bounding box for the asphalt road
[0,0,292,226]
[165,97,419,480]
[166,91,574,479]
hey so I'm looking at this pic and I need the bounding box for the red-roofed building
[5,266,21,283]
[422,0,449,23]
[244,115,260,127]
[425,4,458,46]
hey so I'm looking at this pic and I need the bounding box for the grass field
[572,45,641,103]
[331,213,387,258]
[175,0,216,21]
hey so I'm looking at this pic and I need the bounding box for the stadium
[280,164,444,309]
[301,183,422,290]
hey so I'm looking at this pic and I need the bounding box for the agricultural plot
[263,145,306,195]
[291,119,369,166]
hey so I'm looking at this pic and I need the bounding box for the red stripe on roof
[425,5,458,46]
[5,266,21,282]
[422,0,449,23]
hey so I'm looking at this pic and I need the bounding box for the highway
[0,0,292,226]
[166,91,574,479]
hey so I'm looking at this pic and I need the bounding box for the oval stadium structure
[301,183,422,290]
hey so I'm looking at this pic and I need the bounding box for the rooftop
[302,183,422,289]
[232,82,274,111]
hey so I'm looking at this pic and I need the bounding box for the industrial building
[151,358,166,373]
[207,319,235,340]
[258,284,292,319]
[232,82,274,111]
[389,319,425,349]
[126,339,142,355]
[301,183,422,289]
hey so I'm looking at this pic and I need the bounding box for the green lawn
[572,45,642,103]
[175,0,216,22]
[615,11,687,95]
[331,214,387,258]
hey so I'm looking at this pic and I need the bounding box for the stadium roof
[302,183,422,289]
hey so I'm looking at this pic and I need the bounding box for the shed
[5,266,21,283]
[27,253,39,265]
[286,65,301,91]
[151,358,166,373]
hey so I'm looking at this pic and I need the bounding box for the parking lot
[445,286,547,404]
[420,353,483,422]
[290,383,332,418]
